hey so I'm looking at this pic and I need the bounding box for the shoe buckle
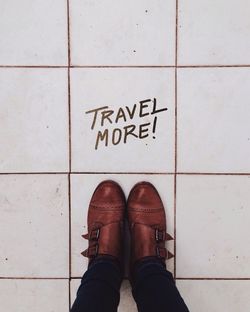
[94,243,99,256]
[155,229,165,242]
[156,246,167,258]
[90,228,100,241]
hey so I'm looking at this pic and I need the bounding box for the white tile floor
[0,0,250,311]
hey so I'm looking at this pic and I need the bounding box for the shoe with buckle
[81,180,126,266]
[127,181,174,269]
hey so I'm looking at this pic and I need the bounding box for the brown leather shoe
[81,180,125,266]
[127,181,174,267]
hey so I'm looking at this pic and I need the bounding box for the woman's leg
[72,180,126,312]
[71,257,122,312]
[127,182,189,312]
[132,258,189,312]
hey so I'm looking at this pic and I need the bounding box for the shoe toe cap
[91,180,125,208]
[128,181,164,210]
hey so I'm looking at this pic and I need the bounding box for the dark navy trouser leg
[71,258,122,312]
[132,259,189,312]
[71,258,189,312]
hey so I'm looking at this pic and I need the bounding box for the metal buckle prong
[155,229,164,242]
[90,228,100,240]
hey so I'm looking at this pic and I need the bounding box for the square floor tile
[71,174,175,277]
[0,69,69,173]
[177,68,250,173]
[0,0,67,65]
[0,279,69,312]
[0,174,69,277]
[176,175,250,278]
[71,68,175,173]
[71,279,137,311]
[178,0,250,65]
[177,280,250,312]
[70,0,176,66]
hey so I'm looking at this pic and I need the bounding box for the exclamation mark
[152,116,157,139]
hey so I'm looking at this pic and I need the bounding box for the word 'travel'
[85,98,168,150]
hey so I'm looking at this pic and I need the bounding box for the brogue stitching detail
[90,204,125,209]
[129,208,163,213]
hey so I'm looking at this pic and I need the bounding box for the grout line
[70,65,175,68]
[0,172,69,175]
[0,172,175,175]
[176,277,250,281]
[67,0,72,292]
[0,65,174,69]
[71,171,175,175]
[67,0,72,173]
[178,64,250,68]
[2,65,250,69]
[1,276,249,281]
[71,276,130,280]
[176,172,250,176]
[70,276,250,281]
[0,172,249,175]
[0,277,69,280]
[0,65,68,68]
[173,0,179,280]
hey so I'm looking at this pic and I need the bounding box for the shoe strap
[131,223,171,261]
[82,222,122,259]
